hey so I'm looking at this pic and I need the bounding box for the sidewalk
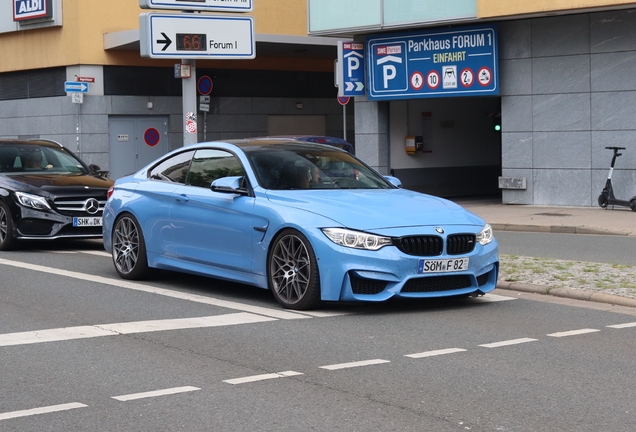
[454,198,636,308]
[458,199,636,237]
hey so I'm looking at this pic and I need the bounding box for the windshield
[244,145,393,190]
[0,144,88,175]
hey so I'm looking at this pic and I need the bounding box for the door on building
[108,116,169,179]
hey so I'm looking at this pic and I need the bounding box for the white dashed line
[319,359,390,370]
[607,322,636,329]
[112,386,201,401]
[0,313,276,347]
[547,329,600,338]
[223,371,303,385]
[473,294,516,302]
[0,403,87,421]
[405,348,467,358]
[479,338,538,348]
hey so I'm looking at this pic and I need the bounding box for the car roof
[0,139,64,149]
[237,136,354,153]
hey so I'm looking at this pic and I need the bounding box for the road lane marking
[607,322,636,329]
[79,250,112,257]
[112,386,200,401]
[473,294,516,302]
[405,348,467,358]
[0,313,275,347]
[224,371,303,385]
[0,403,87,421]
[547,329,600,338]
[319,359,390,370]
[479,338,538,348]
[0,258,312,320]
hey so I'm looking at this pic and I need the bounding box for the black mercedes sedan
[0,139,114,250]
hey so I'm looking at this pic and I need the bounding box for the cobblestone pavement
[499,254,636,300]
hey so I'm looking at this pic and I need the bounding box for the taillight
[107,185,114,199]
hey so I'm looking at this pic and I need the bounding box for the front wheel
[598,193,608,208]
[0,201,17,251]
[268,229,321,310]
[112,214,151,280]
[631,199,636,212]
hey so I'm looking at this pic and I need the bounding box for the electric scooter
[598,146,636,211]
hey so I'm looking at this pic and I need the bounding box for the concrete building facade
[310,0,636,206]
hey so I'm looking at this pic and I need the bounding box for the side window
[149,150,195,183]
[187,149,245,188]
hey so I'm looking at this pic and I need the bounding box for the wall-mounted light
[147,102,153,109]
[296,102,303,109]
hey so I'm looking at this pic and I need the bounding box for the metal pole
[182,59,198,146]
[343,102,347,141]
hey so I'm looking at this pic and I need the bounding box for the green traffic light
[494,124,501,132]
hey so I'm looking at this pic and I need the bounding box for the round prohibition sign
[460,68,474,88]
[410,71,424,90]
[144,127,160,147]
[478,67,493,86]
[427,70,440,90]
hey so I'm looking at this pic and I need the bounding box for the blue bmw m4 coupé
[103,138,498,310]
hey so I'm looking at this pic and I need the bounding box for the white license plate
[73,217,102,227]
[418,258,469,273]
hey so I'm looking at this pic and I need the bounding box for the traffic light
[490,112,501,132]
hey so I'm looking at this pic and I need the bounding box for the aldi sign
[366,25,498,100]
[13,0,51,21]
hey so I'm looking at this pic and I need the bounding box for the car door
[169,148,256,273]
[142,149,195,256]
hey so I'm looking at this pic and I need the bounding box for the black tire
[631,199,636,212]
[112,213,151,280]
[0,201,17,251]
[598,193,608,208]
[268,229,321,310]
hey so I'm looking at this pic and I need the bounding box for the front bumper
[15,207,103,240]
[308,228,499,302]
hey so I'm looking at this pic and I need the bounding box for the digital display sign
[176,33,207,51]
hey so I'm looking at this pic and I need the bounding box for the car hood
[265,189,485,230]
[3,173,113,197]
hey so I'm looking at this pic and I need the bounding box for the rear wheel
[268,229,321,310]
[631,199,636,212]
[598,193,608,208]
[0,201,16,251]
[112,214,151,280]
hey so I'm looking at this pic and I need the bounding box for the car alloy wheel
[268,229,321,310]
[0,201,16,251]
[112,214,150,279]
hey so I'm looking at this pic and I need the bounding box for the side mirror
[211,176,249,195]
[88,164,109,177]
[384,175,403,188]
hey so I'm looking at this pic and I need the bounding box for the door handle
[175,194,189,203]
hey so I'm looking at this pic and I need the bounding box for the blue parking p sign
[366,25,498,100]
[337,42,366,97]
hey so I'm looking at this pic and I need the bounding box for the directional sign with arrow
[139,13,255,60]
[64,81,89,93]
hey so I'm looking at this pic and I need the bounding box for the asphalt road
[495,231,636,265]
[1,240,636,431]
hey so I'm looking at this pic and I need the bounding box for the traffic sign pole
[183,59,197,146]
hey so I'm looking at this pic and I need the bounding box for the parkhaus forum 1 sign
[366,25,499,100]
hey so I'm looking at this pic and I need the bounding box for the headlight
[321,228,392,251]
[15,191,51,211]
[476,223,494,245]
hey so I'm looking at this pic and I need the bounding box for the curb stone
[496,281,636,308]
[490,223,629,236]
